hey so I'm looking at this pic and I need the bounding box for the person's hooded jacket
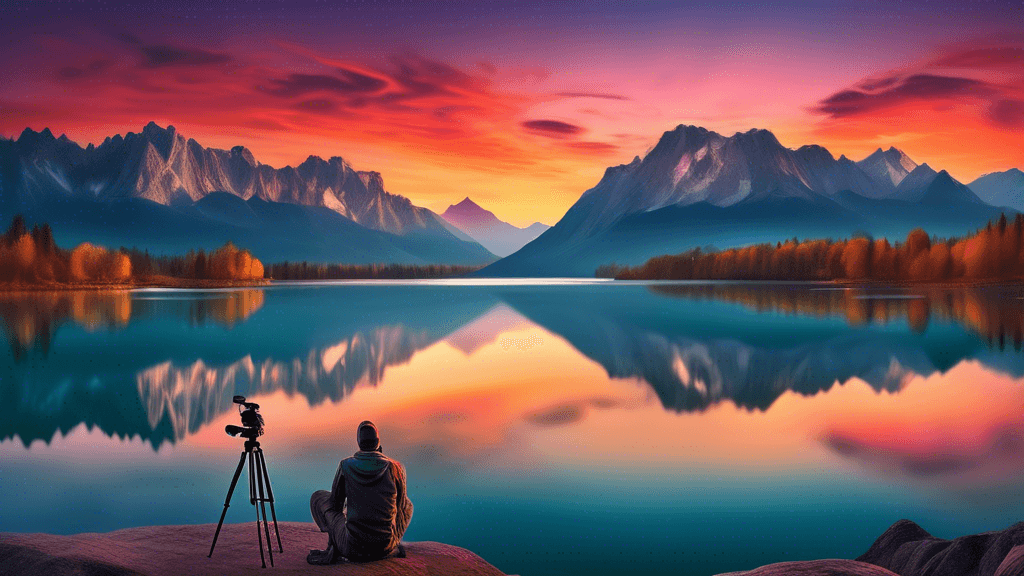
[329,449,413,560]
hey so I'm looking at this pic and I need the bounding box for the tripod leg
[250,452,267,568]
[257,449,284,553]
[255,453,275,567]
[209,451,247,558]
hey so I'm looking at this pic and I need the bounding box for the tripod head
[225,395,264,440]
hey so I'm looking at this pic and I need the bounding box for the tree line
[265,261,481,280]
[609,213,1024,282]
[0,215,264,285]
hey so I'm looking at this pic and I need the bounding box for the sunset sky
[2,0,1022,226]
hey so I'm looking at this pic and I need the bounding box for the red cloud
[990,99,1024,128]
[931,46,1024,69]
[565,141,619,155]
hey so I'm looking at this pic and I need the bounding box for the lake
[3,280,1024,576]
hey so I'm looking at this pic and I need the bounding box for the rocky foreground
[3,519,1023,576]
[0,522,506,576]
[719,519,1024,576]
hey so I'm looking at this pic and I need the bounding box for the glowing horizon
[2,0,1021,227]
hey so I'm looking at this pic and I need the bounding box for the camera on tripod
[225,395,264,440]
[210,394,282,567]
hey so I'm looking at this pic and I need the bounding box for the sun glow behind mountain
[1,1,1021,227]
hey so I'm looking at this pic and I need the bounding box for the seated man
[308,421,413,565]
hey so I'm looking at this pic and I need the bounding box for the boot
[306,543,339,565]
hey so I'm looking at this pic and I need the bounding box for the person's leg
[309,490,332,533]
[307,491,347,565]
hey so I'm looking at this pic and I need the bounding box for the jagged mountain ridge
[441,197,549,257]
[482,124,1003,276]
[0,123,497,265]
[857,146,919,195]
[2,122,447,235]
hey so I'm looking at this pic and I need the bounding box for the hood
[346,450,391,484]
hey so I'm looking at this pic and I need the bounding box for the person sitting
[307,421,413,565]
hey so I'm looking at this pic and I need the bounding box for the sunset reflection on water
[3,281,1024,576]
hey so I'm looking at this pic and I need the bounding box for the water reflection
[5,282,1024,576]
[0,290,265,360]
[2,283,1024,450]
[137,325,434,441]
[497,285,1024,414]
[652,283,1024,348]
[0,286,497,447]
[0,291,132,359]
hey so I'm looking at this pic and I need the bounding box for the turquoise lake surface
[3,280,1024,575]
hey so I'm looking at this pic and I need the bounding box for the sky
[1,0,1022,227]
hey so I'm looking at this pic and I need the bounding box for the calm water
[3,281,1024,576]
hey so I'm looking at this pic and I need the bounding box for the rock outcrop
[856,519,1024,576]
[718,519,1024,576]
[0,521,507,576]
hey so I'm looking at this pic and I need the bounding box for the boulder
[0,522,507,576]
[856,519,1024,576]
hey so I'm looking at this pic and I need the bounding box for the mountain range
[440,197,549,257]
[482,125,1014,277]
[4,122,1022,275]
[0,123,495,265]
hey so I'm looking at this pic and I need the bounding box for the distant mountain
[0,123,496,265]
[970,168,1024,210]
[481,124,1003,277]
[441,197,549,257]
[857,146,918,195]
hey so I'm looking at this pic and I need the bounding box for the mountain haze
[441,197,549,257]
[970,169,1024,211]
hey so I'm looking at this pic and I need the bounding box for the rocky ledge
[719,519,1024,576]
[0,522,507,576]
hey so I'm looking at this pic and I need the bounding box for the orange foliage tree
[615,213,1024,283]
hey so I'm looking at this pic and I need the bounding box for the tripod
[208,438,284,567]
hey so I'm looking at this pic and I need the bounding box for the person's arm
[392,460,413,539]
[330,460,346,510]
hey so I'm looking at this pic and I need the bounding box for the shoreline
[3,277,1024,292]
[0,276,271,293]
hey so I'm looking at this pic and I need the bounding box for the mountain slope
[0,124,496,265]
[857,146,918,195]
[480,125,1009,277]
[969,168,1024,210]
[441,197,549,257]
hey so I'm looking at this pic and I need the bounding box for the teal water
[2,281,1024,575]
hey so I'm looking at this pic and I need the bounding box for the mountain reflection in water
[2,282,1023,451]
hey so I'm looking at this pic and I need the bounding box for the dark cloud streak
[522,119,585,137]
[138,45,231,68]
[815,74,995,118]
[556,92,630,101]
[260,71,387,97]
